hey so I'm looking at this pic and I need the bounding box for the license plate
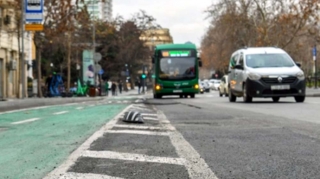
[173,90,182,93]
[271,85,290,90]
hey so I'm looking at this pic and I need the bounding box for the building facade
[0,0,34,99]
[78,0,113,21]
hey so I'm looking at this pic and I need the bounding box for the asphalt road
[155,91,320,179]
[2,91,320,179]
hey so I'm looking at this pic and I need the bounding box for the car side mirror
[234,64,243,70]
[152,56,155,64]
[296,63,301,68]
[198,58,202,67]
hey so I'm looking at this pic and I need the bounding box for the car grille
[261,76,297,84]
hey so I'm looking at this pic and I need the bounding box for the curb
[306,94,320,97]
[0,97,104,112]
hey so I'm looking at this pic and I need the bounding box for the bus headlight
[155,84,161,90]
[194,84,199,89]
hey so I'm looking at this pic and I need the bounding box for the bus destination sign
[161,50,191,57]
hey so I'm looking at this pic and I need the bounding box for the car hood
[247,66,302,76]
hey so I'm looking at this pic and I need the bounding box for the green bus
[152,43,202,99]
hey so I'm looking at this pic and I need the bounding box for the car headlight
[248,73,261,80]
[296,71,305,80]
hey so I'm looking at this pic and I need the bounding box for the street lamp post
[91,0,97,96]
[314,44,318,89]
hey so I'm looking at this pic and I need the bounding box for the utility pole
[314,44,318,89]
[142,65,146,93]
[92,0,97,95]
[21,0,25,98]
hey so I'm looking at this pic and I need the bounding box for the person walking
[119,81,123,94]
[138,81,142,94]
[105,80,109,96]
[111,82,116,96]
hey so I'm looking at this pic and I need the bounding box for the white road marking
[105,130,169,136]
[113,124,164,130]
[43,105,133,179]
[108,101,112,103]
[123,100,128,103]
[59,172,124,179]
[0,106,48,115]
[11,118,41,125]
[82,150,186,165]
[143,117,158,121]
[76,107,84,110]
[158,110,219,179]
[53,111,69,115]
[141,113,158,117]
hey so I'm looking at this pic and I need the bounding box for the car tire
[294,96,305,103]
[243,84,252,103]
[272,97,280,102]
[228,88,236,102]
[224,89,229,97]
[219,90,223,97]
[190,94,195,98]
[180,95,183,98]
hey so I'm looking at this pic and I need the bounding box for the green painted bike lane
[0,104,128,179]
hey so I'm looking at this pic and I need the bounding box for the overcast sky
[113,0,216,47]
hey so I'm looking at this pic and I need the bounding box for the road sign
[24,24,43,31]
[25,0,44,22]
[94,53,102,62]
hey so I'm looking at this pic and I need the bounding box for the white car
[210,79,221,90]
[218,75,229,97]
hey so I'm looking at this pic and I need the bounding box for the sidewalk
[0,89,144,112]
[306,88,320,97]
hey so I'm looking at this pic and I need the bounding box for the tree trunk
[67,33,71,92]
[37,47,43,97]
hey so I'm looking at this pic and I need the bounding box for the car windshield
[159,57,196,80]
[245,53,295,68]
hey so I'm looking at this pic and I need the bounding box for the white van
[228,47,306,103]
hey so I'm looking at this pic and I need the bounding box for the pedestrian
[119,81,123,94]
[105,80,109,96]
[111,81,116,96]
[138,81,142,94]
[45,74,53,95]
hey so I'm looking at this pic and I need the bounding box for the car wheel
[294,96,305,103]
[228,88,236,102]
[219,90,223,97]
[190,94,195,98]
[180,95,183,98]
[272,97,280,102]
[243,84,252,103]
[224,89,229,97]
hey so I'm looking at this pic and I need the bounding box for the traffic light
[141,73,146,79]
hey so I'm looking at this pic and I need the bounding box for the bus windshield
[159,57,196,80]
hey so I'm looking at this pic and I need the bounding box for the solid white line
[53,111,69,115]
[158,110,219,179]
[76,107,84,110]
[59,172,124,179]
[11,118,41,125]
[105,130,169,136]
[43,105,133,179]
[113,124,164,130]
[82,150,186,165]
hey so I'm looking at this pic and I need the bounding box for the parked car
[228,47,306,103]
[201,80,211,92]
[218,75,229,97]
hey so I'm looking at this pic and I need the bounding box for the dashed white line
[53,111,69,115]
[58,172,124,179]
[0,106,48,115]
[11,118,41,125]
[113,124,164,130]
[82,150,186,165]
[76,107,84,110]
[105,130,169,136]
